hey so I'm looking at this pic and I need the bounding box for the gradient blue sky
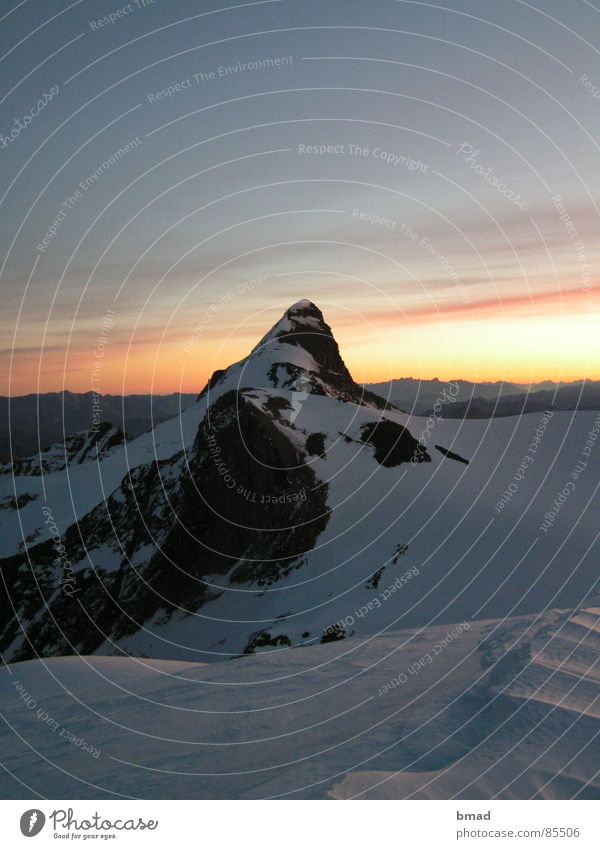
[1,0,599,393]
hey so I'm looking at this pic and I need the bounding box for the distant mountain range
[364,377,599,417]
[0,392,197,459]
[3,377,596,463]
[423,382,600,418]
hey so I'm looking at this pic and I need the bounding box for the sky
[1,0,599,395]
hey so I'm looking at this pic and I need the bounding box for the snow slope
[1,606,600,799]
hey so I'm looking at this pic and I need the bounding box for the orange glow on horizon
[4,286,598,396]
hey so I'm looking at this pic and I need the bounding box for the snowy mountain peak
[286,298,322,318]
[252,299,330,353]
[201,301,395,411]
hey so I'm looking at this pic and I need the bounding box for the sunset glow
[7,283,598,396]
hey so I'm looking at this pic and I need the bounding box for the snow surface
[1,606,600,799]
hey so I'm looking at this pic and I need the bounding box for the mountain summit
[201,300,394,410]
[254,299,359,383]
[253,299,349,372]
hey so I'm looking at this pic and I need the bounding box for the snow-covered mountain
[1,300,599,800]
[0,421,126,477]
[0,392,197,459]
[0,301,597,669]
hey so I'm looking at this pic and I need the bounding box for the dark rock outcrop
[360,420,430,467]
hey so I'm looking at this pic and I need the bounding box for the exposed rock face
[360,420,430,466]
[435,444,469,465]
[122,389,329,622]
[263,300,365,396]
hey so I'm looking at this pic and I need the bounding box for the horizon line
[2,375,597,399]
